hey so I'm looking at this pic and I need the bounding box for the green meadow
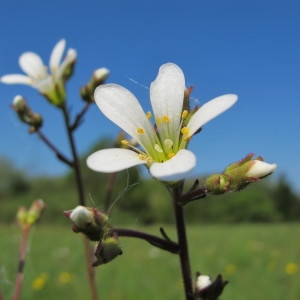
[1,223,299,300]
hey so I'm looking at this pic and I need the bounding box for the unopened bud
[12,95,43,131]
[196,275,212,292]
[62,49,77,82]
[16,206,28,227]
[93,235,122,266]
[206,154,277,194]
[80,68,109,102]
[194,273,228,299]
[16,200,46,228]
[205,174,231,195]
[64,206,112,241]
[27,199,46,225]
[245,160,277,178]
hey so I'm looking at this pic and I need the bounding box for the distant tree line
[1,142,300,224]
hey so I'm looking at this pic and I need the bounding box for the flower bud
[80,68,109,102]
[205,174,231,195]
[245,160,277,178]
[12,95,43,132]
[206,154,277,194]
[93,235,122,266]
[61,49,77,82]
[64,206,112,241]
[16,199,46,228]
[196,275,212,291]
[194,272,228,300]
[26,199,46,225]
[16,206,28,227]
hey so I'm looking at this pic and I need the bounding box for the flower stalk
[171,182,194,299]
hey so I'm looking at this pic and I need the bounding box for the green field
[1,223,299,299]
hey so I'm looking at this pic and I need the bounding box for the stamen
[137,128,144,134]
[146,157,153,163]
[181,110,188,119]
[138,154,146,160]
[168,153,175,158]
[181,127,189,135]
[162,116,170,123]
[146,111,152,119]
[121,139,129,145]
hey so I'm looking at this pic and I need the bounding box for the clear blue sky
[1,0,299,191]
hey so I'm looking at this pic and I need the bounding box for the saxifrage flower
[87,63,238,182]
[0,39,76,106]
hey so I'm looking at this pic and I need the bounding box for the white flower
[246,160,277,178]
[196,275,212,291]
[0,39,76,106]
[87,63,238,182]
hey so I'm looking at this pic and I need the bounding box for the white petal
[0,74,32,85]
[70,206,93,228]
[150,149,196,182]
[49,39,66,72]
[187,94,238,136]
[94,84,156,149]
[196,275,212,290]
[246,161,277,178]
[55,48,77,79]
[87,148,146,173]
[34,76,54,93]
[150,63,185,136]
[19,52,47,79]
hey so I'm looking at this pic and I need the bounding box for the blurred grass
[1,223,299,299]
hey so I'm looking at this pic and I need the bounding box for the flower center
[123,108,193,166]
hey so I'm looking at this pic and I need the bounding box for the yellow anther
[181,110,188,119]
[146,156,153,163]
[167,153,175,158]
[181,127,189,135]
[137,128,144,134]
[162,115,170,123]
[146,111,152,119]
[121,139,129,145]
[184,136,191,142]
[138,154,146,160]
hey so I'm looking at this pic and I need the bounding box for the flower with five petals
[0,39,76,107]
[87,63,238,182]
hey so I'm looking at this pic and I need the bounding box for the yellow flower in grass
[285,263,298,275]
[224,264,237,275]
[32,273,48,290]
[58,271,73,284]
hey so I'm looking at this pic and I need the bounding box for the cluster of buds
[17,199,46,229]
[12,96,43,132]
[194,272,228,300]
[80,68,109,102]
[64,206,122,266]
[205,153,277,195]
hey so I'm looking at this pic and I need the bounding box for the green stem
[171,182,194,300]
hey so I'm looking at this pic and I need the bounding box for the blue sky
[0,0,299,191]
